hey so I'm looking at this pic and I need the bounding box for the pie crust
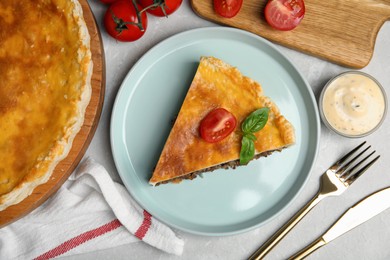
[150,56,295,185]
[0,0,92,210]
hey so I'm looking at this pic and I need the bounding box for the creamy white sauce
[322,73,386,136]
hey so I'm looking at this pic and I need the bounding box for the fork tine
[333,141,366,168]
[344,150,376,175]
[344,155,380,184]
[337,146,371,177]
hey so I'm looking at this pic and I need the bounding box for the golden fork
[248,141,380,260]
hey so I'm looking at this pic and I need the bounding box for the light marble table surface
[68,1,390,259]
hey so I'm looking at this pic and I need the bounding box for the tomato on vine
[138,0,183,17]
[103,0,148,42]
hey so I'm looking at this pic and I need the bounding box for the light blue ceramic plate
[110,27,320,236]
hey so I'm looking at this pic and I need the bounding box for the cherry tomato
[213,0,243,18]
[103,0,148,42]
[138,0,183,17]
[200,108,237,143]
[264,0,305,31]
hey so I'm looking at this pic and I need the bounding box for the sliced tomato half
[264,0,305,31]
[213,0,243,18]
[200,108,237,143]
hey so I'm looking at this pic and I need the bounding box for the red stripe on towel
[135,210,152,239]
[34,219,121,260]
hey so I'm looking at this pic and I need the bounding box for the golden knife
[289,187,390,259]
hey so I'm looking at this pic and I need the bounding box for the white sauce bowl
[319,71,387,138]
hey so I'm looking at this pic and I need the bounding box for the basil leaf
[245,132,257,141]
[240,135,255,165]
[241,107,270,134]
[239,107,270,165]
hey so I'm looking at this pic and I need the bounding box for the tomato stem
[139,0,168,18]
[110,1,145,34]
[132,0,145,31]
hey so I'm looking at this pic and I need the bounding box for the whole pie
[150,57,295,186]
[0,0,92,210]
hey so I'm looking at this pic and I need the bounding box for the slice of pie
[0,0,92,210]
[149,56,295,186]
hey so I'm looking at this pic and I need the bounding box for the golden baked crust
[0,0,92,210]
[149,56,295,185]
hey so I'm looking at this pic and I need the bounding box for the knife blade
[289,187,390,260]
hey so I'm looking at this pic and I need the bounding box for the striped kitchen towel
[0,158,184,259]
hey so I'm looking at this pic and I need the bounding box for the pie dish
[0,0,92,211]
[150,56,295,185]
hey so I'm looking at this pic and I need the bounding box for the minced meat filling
[154,149,282,185]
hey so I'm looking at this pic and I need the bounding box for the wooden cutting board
[0,0,105,228]
[191,0,390,68]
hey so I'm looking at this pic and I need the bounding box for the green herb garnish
[239,107,270,165]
